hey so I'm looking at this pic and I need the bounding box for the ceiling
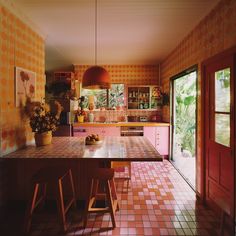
[14,0,219,71]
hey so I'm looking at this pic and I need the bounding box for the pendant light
[82,0,111,89]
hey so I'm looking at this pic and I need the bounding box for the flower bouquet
[29,101,63,146]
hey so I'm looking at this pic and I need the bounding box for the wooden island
[2,137,163,201]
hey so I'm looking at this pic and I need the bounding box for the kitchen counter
[73,122,170,127]
[3,136,162,161]
[3,137,163,200]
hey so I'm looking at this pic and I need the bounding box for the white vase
[88,113,94,122]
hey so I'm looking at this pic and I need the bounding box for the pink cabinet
[155,127,169,156]
[144,127,156,147]
[103,127,120,136]
[73,127,88,137]
[73,126,120,137]
[144,126,169,156]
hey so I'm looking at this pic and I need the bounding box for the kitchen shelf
[127,86,162,110]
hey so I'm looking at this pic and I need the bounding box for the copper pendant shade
[82,0,111,89]
[82,66,111,89]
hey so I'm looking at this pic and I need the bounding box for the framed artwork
[15,67,36,107]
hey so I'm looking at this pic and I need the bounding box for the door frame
[170,65,198,190]
[201,46,236,219]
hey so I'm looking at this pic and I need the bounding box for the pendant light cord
[95,0,97,65]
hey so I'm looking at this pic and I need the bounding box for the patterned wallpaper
[74,65,160,85]
[160,0,236,193]
[0,5,45,156]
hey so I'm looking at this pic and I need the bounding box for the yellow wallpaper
[74,65,160,85]
[160,0,236,193]
[0,6,45,156]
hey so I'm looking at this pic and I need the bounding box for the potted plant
[77,96,86,123]
[29,101,63,146]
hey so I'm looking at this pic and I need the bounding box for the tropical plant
[109,84,125,108]
[175,72,196,156]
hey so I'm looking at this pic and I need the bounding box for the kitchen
[0,0,236,235]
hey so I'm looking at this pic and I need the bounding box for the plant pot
[35,131,52,147]
[77,115,84,123]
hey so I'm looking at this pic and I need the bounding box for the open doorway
[171,67,197,189]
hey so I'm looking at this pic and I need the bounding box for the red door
[204,55,235,220]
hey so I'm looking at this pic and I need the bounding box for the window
[81,84,125,109]
[214,68,230,146]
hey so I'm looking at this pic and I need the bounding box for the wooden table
[3,137,163,200]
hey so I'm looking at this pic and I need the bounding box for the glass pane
[215,114,230,147]
[81,89,107,108]
[109,84,125,108]
[215,68,230,112]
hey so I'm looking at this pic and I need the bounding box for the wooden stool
[111,161,131,191]
[24,167,76,234]
[83,168,119,229]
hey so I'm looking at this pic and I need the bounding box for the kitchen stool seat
[24,167,76,234]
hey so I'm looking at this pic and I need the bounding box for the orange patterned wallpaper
[160,0,236,194]
[0,6,45,156]
[74,65,160,85]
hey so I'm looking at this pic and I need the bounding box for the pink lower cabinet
[155,127,169,156]
[73,126,120,137]
[73,127,88,137]
[103,127,120,136]
[143,127,156,147]
[87,127,120,137]
[144,126,169,156]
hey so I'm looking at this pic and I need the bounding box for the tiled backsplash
[82,110,161,123]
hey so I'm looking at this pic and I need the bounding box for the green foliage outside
[81,84,124,109]
[215,68,230,146]
[174,72,196,156]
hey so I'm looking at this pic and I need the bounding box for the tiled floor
[1,161,227,236]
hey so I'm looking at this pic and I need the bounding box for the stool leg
[83,179,94,228]
[105,180,116,228]
[68,170,77,208]
[38,183,47,210]
[56,179,67,232]
[110,179,119,211]
[24,183,39,234]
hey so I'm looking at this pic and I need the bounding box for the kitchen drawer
[73,126,121,137]
[73,127,88,137]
